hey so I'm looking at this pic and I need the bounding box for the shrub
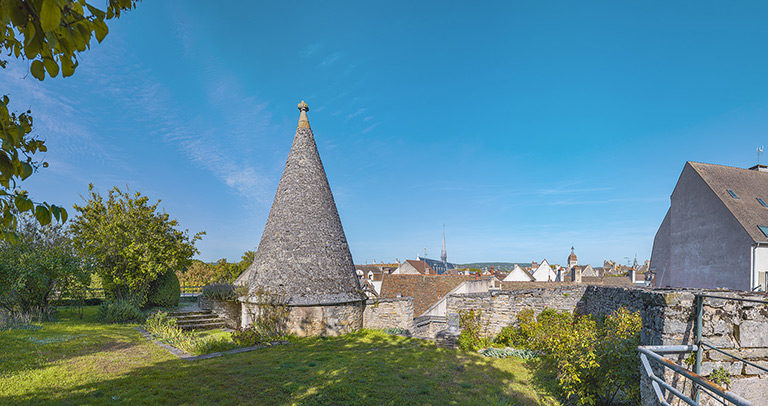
[231,325,268,347]
[147,270,181,308]
[493,325,526,348]
[97,300,144,323]
[502,307,641,405]
[479,347,539,360]
[382,327,409,336]
[457,309,490,351]
[0,219,89,321]
[202,283,239,301]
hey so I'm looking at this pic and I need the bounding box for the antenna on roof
[758,146,764,166]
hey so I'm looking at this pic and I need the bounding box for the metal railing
[638,293,768,405]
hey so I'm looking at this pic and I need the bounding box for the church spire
[441,225,447,264]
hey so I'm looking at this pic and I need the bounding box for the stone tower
[240,101,365,336]
[568,246,578,269]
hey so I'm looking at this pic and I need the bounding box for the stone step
[165,310,227,331]
[173,314,219,322]
[177,317,224,326]
[179,321,226,331]
[166,310,212,317]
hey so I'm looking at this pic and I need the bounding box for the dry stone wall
[362,297,413,332]
[445,285,768,406]
[198,296,241,329]
[445,286,588,336]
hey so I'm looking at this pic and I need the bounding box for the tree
[177,251,257,287]
[0,0,137,239]
[70,184,204,305]
[0,216,89,320]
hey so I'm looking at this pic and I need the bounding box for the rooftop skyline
[2,1,768,266]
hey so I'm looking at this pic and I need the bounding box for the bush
[201,283,240,302]
[97,300,144,323]
[0,219,89,321]
[479,347,539,360]
[231,325,268,347]
[147,270,181,308]
[500,307,641,405]
[457,309,490,351]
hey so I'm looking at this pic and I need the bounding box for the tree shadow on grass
[0,308,156,379]
[1,331,561,406]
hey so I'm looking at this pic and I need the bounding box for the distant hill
[455,262,532,272]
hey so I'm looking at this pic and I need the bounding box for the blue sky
[3,1,768,267]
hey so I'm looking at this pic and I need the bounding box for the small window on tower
[727,189,739,199]
[758,198,768,208]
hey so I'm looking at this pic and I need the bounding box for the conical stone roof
[244,101,364,305]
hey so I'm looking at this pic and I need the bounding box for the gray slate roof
[687,161,768,243]
[243,102,364,305]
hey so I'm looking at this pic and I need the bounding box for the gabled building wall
[650,210,671,287]
[665,163,753,290]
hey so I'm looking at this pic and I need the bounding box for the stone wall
[413,316,447,338]
[445,285,588,336]
[445,285,768,406]
[362,297,413,332]
[241,301,363,337]
[198,296,241,329]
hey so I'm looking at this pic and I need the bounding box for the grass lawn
[0,307,561,405]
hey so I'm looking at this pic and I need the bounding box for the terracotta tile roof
[379,274,476,316]
[402,260,436,275]
[688,161,768,242]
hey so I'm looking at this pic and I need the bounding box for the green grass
[0,307,561,405]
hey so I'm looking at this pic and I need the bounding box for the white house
[650,161,768,291]
[502,264,534,282]
[531,259,557,282]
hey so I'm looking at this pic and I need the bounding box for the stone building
[651,161,768,291]
[239,101,365,336]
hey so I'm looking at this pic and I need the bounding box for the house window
[727,190,739,199]
[758,198,768,208]
[759,225,768,238]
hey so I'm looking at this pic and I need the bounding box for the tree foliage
[0,216,88,320]
[70,184,203,305]
[497,307,642,405]
[177,250,255,287]
[0,0,137,239]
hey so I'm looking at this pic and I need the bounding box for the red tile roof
[379,274,476,316]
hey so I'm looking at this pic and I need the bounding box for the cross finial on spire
[297,100,310,129]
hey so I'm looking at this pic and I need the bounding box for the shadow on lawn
[2,331,558,406]
[0,320,147,379]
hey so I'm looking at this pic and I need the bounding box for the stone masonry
[445,285,768,406]
[362,297,413,332]
[239,102,365,336]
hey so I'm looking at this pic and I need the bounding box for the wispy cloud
[0,60,131,176]
[300,42,322,58]
[322,52,341,66]
[346,108,366,120]
[72,25,277,205]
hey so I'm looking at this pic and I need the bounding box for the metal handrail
[638,292,768,405]
[638,345,752,406]
[694,293,768,403]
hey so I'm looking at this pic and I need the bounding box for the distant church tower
[441,225,447,265]
[568,246,578,269]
